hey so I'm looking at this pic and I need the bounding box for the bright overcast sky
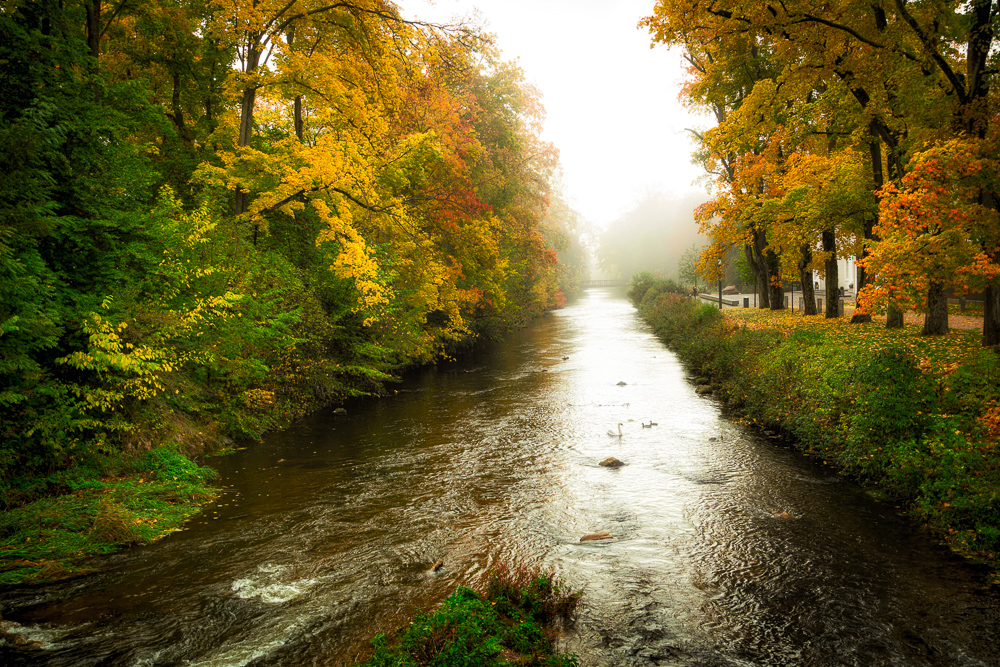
[403,0,711,228]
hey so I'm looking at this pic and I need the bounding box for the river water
[2,288,999,666]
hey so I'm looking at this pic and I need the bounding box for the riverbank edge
[630,284,1000,585]
[0,313,552,587]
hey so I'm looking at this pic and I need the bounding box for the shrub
[356,564,580,666]
[626,271,657,304]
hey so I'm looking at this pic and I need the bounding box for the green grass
[0,449,218,585]
[949,302,985,316]
[632,284,1000,584]
[356,562,581,666]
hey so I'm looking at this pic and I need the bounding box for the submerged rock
[616,381,627,386]
[580,531,612,542]
[599,457,624,468]
[695,386,713,395]
[333,407,347,415]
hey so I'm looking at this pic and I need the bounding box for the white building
[812,256,859,295]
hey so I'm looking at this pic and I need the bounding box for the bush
[356,564,580,666]
[627,272,687,306]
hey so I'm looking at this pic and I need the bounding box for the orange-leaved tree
[859,134,1000,337]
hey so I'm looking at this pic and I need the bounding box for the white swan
[607,422,623,437]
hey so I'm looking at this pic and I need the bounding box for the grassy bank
[0,449,217,585]
[631,279,1000,581]
[356,563,580,667]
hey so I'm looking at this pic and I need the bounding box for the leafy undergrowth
[632,282,1000,585]
[0,449,218,585]
[356,562,581,666]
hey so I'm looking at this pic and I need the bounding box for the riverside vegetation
[629,275,1000,583]
[0,2,586,585]
[355,563,581,667]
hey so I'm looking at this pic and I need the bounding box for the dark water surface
[2,289,999,666]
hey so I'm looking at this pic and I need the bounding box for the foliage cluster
[631,280,1000,579]
[642,0,1000,341]
[627,271,688,308]
[0,0,587,551]
[356,563,581,666]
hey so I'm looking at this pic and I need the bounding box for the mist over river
[2,288,999,666]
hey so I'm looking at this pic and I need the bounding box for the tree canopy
[0,0,585,484]
[643,0,1000,342]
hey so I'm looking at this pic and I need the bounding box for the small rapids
[2,288,999,666]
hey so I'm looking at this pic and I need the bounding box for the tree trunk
[238,84,257,148]
[766,247,783,310]
[748,232,770,309]
[235,37,263,216]
[823,229,838,318]
[799,245,817,315]
[85,0,101,102]
[294,95,304,142]
[288,26,306,143]
[235,83,258,216]
[170,71,194,144]
[922,281,949,335]
[886,303,904,328]
[85,0,101,59]
[852,123,883,324]
[984,282,1000,346]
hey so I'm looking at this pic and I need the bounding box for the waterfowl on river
[607,422,623,437]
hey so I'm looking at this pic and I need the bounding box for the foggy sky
[404,0,712,229]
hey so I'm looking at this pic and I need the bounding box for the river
[2,288,999,666]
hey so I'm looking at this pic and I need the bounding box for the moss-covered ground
[0,449,218,585]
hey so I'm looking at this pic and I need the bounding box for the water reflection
[1,289,998,666]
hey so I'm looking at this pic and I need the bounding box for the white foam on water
[229,563,316,604]
[0,619,78,649]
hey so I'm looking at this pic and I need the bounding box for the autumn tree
[645,0,1000,340]
[0,0,577,482]
[858,135,1000,333]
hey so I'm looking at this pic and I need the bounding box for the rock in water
[696,386,713,395]
[429,559,444,572]
[580,531,612,542]
[599,457,624,467]
[616,381,627,386]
